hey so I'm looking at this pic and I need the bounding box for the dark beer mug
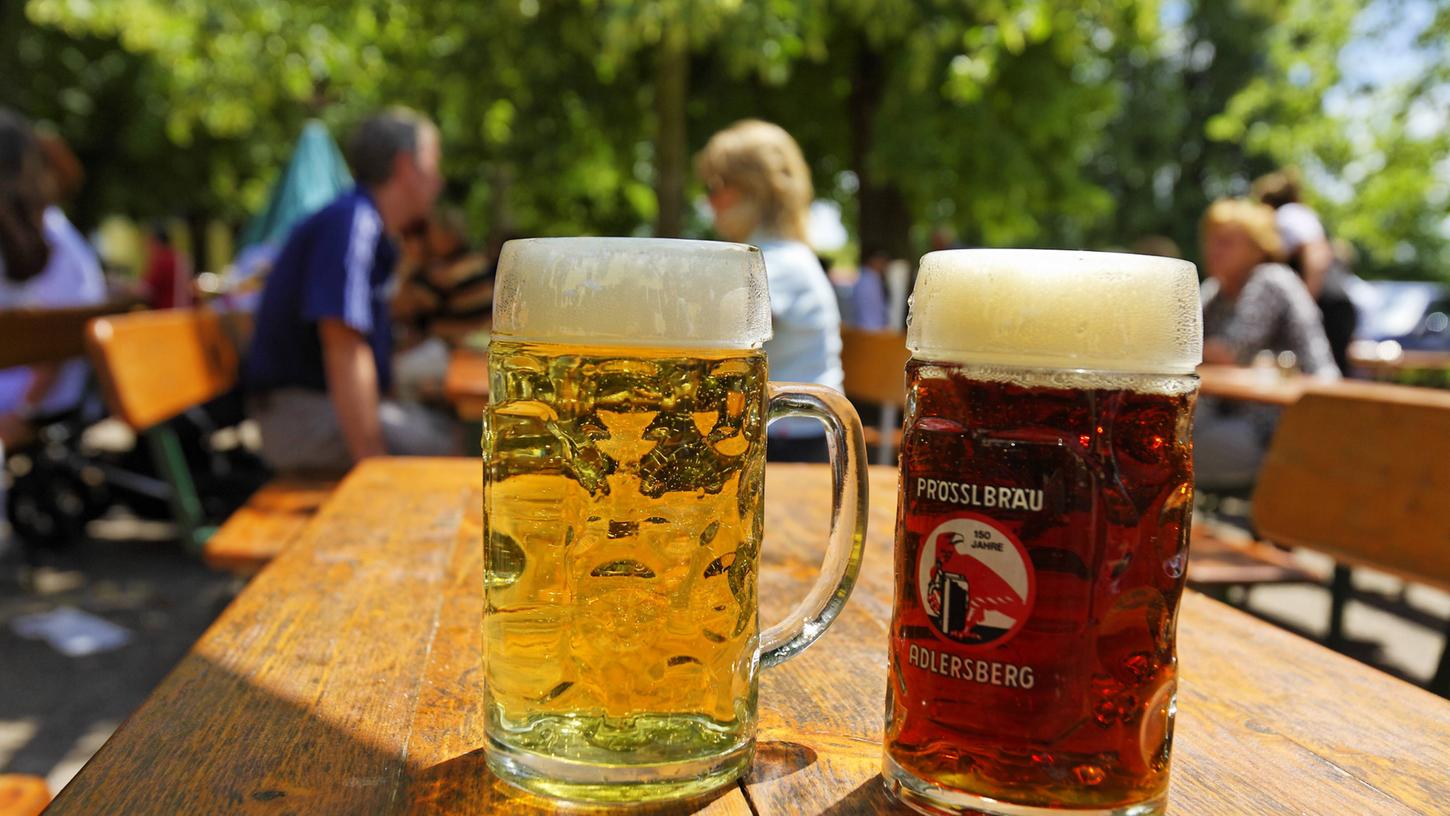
[884,250,1202,816]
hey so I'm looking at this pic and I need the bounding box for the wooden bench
[84,308,334,573]
[840,327,909,464]
[0,775,48,816]
[0,303,135,370]
[1191,382,1450,693]
[1188,519,1324,590]
[201,476,334,576]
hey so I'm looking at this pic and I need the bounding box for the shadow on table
[42,647,746,814]
[408,747,744,815]
[819,775,914,815]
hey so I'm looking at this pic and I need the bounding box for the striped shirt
[393,249,495,347]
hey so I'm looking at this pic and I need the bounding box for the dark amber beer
[884,250,1202,816]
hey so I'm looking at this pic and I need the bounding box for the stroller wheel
[6,458,94,549]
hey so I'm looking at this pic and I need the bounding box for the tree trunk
[849,41,913,260]
[653,31,688,238]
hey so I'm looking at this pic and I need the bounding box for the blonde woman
[1196,197,1337,490]
[696,119,843,463]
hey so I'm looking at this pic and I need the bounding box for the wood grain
[1254,387,1450,591]
[85,308,238,432]
[49,460,1450,815]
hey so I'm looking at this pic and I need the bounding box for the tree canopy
[5,0,1447,280]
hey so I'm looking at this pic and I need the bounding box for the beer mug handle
[758,382,869,669]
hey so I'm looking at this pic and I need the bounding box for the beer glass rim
[492,237,773,350]
[908,248,1203,375]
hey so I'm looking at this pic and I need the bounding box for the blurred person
[143,225,184,310]
[1254,169,1357,373]
[393,206,495,348]
[697,119,843,463]
[245,108,459,473]
[0,109,106,449]
[1195,198,1338,491]
[391,207,495,402]
[846,248,890,330]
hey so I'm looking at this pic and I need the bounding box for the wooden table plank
[744,465,1450,815]
[50,460,1450,815]
[1196,364,1450,410]
[1196,365,1309,406]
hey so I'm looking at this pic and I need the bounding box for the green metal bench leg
[144,426,216,556]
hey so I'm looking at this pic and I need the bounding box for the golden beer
[481,237,868,804]
[485,342,767,798]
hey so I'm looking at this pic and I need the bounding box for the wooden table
[1196,365,1309,406]
[444,350,489,421]
[1350,346,1450,378]
[50,460,1450,814]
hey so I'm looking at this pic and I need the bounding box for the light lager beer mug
[483,238,868,803]
[884,250,1202,816]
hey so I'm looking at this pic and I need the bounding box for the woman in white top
[695,119,843,462]
[0,109,107,448]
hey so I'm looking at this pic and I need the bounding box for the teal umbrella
[239,120,353,250]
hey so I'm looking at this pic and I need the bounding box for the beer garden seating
[84,308,335,576]
[839,327,910,465]
[1188,380,1450,695]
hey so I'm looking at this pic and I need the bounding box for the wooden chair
[0,775,48,816]
[1254,384,1450,693]
[1192,382,1450,694]
[85,308,334,573]
[840,327,909,464]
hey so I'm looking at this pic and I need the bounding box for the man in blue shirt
[246,109,458,472]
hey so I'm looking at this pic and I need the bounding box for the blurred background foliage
[2,0,1446,279]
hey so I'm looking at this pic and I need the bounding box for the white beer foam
[493,237,772,349]
[908,249,1202,374]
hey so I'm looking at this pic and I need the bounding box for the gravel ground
[0,519,238,794]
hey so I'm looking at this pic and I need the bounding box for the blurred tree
[1093,0,1450,279]
[1216,0,1450,280]
[13,0,1450,279]
[19,0,1156,256]
[0,0,252,229]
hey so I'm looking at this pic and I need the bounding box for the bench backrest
[0,303,134,369]
[840,327,909,408]
[1253,382,1450,591]
[85,308,239,432]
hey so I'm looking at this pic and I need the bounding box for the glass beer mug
[885,250,1202,816]
[482,237,868,803]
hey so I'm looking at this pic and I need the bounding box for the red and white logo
[917,515,1035,648]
